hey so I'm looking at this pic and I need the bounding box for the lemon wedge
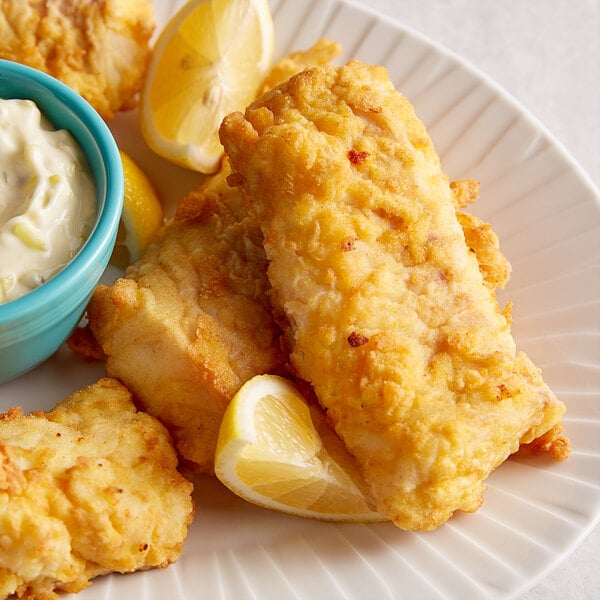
[111,151,163,269]
[139,0,274,173]
[215,374,387,522]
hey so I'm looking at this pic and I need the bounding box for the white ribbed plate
[1,1,598,599]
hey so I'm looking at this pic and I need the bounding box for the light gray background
[349,1,600,599]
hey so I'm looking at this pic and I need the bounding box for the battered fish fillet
[219,60,570,531]
[86,167,285,473]
[82,40,342,474]
[0,0,154,119]
[0,378,194,599]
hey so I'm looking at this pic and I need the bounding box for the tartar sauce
[0,98,97,304]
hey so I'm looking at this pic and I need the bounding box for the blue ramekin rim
[0,58,124,323]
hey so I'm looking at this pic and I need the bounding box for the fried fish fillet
[82,40,342,474]
[0,378,193,599]
[219,60,570,530]
[0,0,154,119]
[87,167,286,473]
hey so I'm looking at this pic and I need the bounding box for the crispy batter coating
[81,41,343,473]
[457,211,511,291]
[219,60,569,531]
[0,378,194,599]
[517,423,571,461]
[0,0,154,119]
[449,180,512,292]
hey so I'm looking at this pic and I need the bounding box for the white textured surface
[0,1,598,599]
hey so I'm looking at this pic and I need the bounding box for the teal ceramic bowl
[0,59,123,383]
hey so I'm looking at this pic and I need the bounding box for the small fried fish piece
[0,0,154,119]
[0,378,193,600]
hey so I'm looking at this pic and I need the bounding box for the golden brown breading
[517,423,571,461]
[82,40,343,474]
[0,378,193,599]
[0,0,154,119]
[457,211,511,290]
[66,324,107,363]
[449,178,480,209]
[450,179,512,291]
[219,60,569,531]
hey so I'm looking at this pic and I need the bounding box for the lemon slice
[140,0,274,173]
[215,374,387,522]
[111,151,163,269]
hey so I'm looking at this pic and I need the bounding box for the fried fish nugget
[0,0,154,119]
[0,378,193,599]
